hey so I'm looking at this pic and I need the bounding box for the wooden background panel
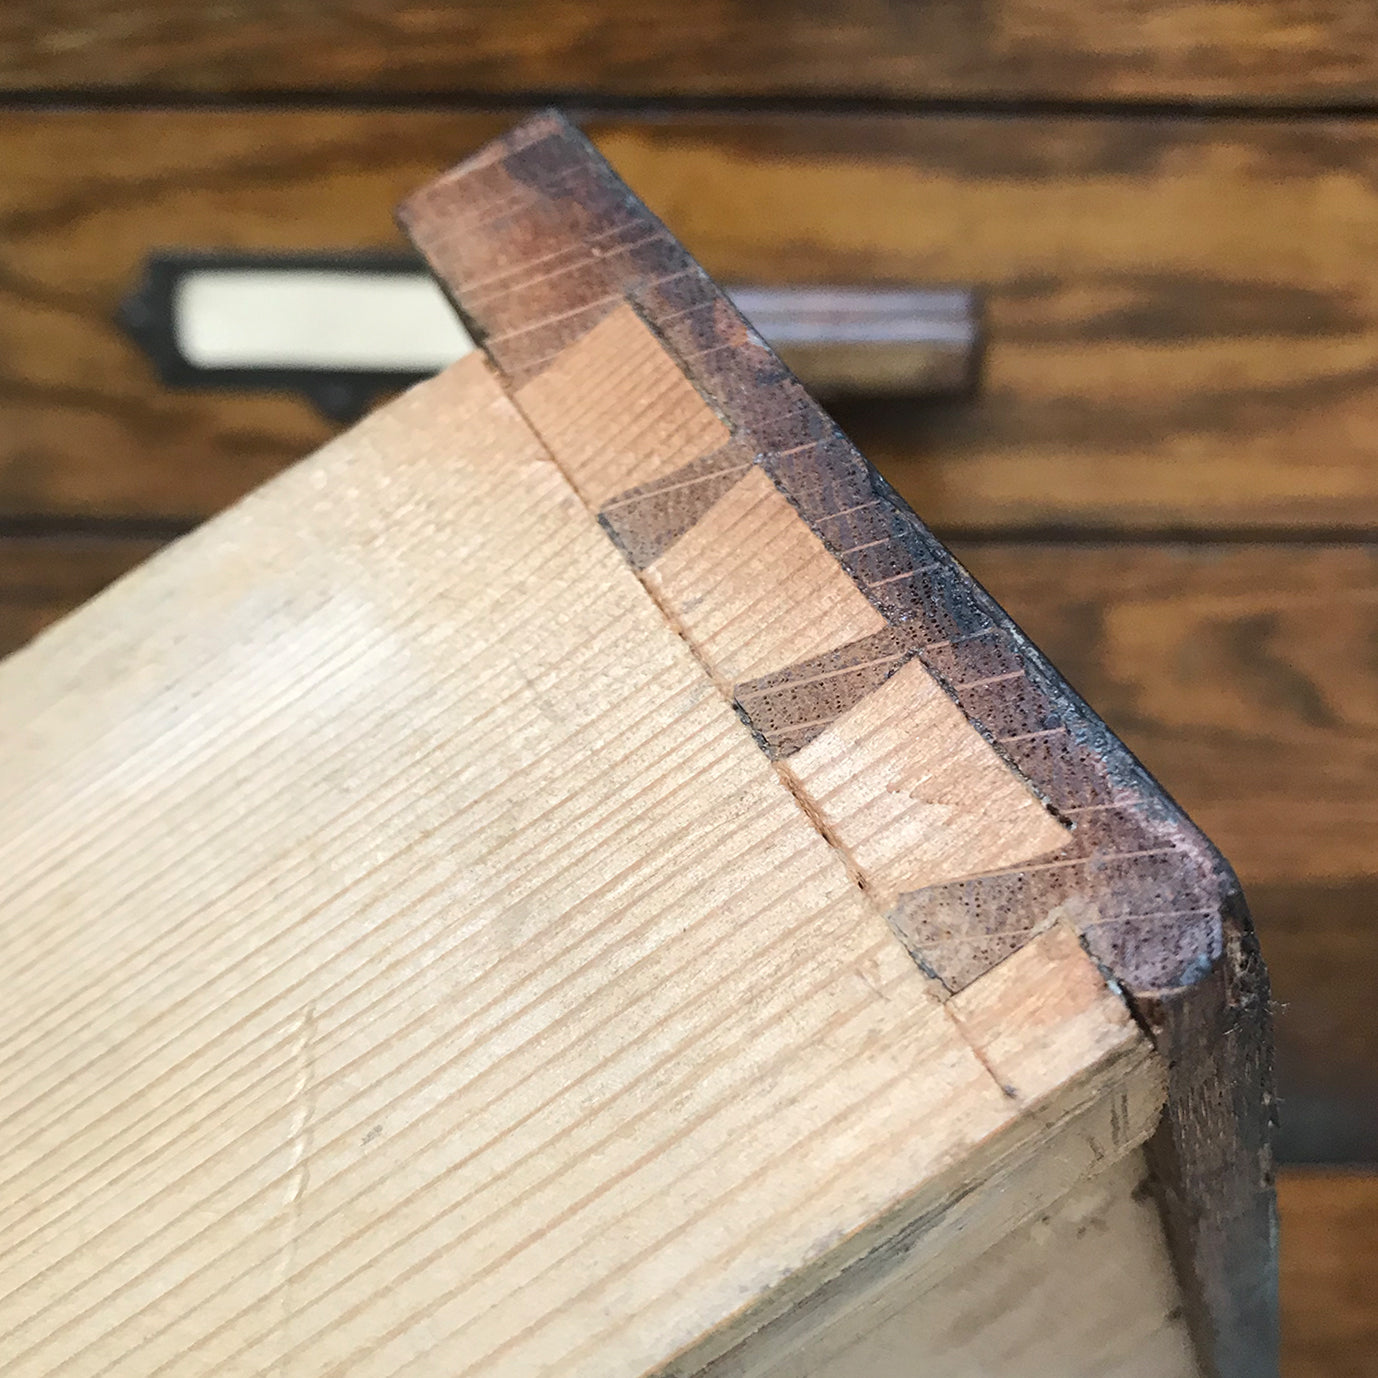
[1,0,1377,101]
[1278,1171,1378,1378]
[6,111,1378,531]
[0,60,1371,1360]
[0,538,155,656]
[609,117,1378,535]
[0,110,511,521]
[952,541,1378,1163]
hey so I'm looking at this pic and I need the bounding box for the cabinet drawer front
[3,110,1377,531]
[0,1,1374,101]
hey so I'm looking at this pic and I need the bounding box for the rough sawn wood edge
[397,111,1277,1378]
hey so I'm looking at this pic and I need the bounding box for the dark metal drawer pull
[119,251,980,422]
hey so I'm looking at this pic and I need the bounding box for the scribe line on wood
[485,289,1071,930]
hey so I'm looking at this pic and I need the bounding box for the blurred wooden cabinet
[1,6,1376,1375]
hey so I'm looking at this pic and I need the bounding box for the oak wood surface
[2,0,1378,102]
[1278,1170,1378,1378]
[0,0,1366,1360]
[4,110,1378,533]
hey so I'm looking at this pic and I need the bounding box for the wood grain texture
[0,110,508,522]
[401,114,1275,1378]
[749,1150,1199,1378]
[688,927,1173,1378]
[953,545,1378,899]
[641,465,889,683]
[3,0,1378,100]
[0,537,159,658]
[5,109,1378,534]
[946,922,1152,1104]
[953,541,1378,1165]
[9,542,1369,895]
[513,304,731,505]
[784,657,1070,905]
[1278,1171,1378,1378]
[0,349,1169,1377]
[6,536,1363,1165]
[479,295,1073,909]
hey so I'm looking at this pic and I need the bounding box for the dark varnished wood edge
[398,111,1277,1378]
[6,6,1378,103]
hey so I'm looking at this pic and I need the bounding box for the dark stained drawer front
[1278,1171,1378,1378]
[5,110,1378,533]
[1,0,1377,101]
